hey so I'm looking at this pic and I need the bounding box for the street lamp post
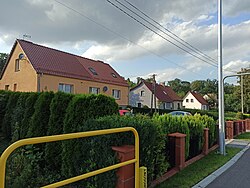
[218,0,225,155]
[220,72,250,155]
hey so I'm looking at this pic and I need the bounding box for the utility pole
[152,74,157,112]
[241,74,244,113]
[150,74,157,113]
[218,0,226,155]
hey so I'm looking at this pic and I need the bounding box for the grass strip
[156,147,241,188]
[235,132,250,141]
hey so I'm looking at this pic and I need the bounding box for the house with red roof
[0,39,129,107]
[183,91,209,110]
[129,80,183,110]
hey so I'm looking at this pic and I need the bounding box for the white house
[183,91,209,110]
[129,80,183,110]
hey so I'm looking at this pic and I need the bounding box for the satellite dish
[103,86,108,92]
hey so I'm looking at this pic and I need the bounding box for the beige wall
[40,74,129,106]
[0,44,37,92]
[183,92,202,109]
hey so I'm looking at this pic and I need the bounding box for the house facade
[0,39,129,107]
[129,80,183,110]
[183,91,209,110]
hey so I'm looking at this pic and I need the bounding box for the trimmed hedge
[2,92,21,139]
[0,90,11,134]
[62,115,168,187]
[45,92,73,179]
[62,94,119,182]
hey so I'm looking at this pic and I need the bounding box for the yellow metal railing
[0,127,139,188]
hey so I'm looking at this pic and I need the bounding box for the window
[186,99,189,102]
[88,67,98,75]
[137,103,142,108]
[140,90,145,96]
[5,85,9,90]
[191,99,194,103]
[15,59,20,72]
[58,83,74,93]
[13,84,17,92]
[111,73,117,78]
[112,89,121,99]
[89,87,100,94]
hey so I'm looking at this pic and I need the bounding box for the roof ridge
[17,39,104,64]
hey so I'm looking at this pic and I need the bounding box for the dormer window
[89,67,98,75]
[111,73,117,78]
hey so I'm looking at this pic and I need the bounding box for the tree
[0,53,8,73]
[168,78,190,97]
[127,78,136,88]
[239,68,250,113]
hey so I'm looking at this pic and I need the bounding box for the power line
[107,0,218,67]
[122,0,218,63]
[108,0,238,73]
[54,0,205,77]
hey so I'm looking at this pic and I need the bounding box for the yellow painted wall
[0,43,37,91]
[40,74,129,106]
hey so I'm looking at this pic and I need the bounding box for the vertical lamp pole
[218,0,226,155]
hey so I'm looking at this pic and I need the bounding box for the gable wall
[183,92,202,109]
[0,43,37,91]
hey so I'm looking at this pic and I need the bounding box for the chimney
[159,81,165,86]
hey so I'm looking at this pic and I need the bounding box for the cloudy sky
[0,0,249,83]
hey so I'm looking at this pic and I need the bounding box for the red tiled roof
[142,81,182,102]
[16,39,128,87]
[190,91,208,105]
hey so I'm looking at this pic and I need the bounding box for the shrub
[0,90,11,134]
[11,92,30,142]
[153,114,190,161]
[2,92,21,139]
[45,92,73,180]
[20,92,39,139]
[62,94,118,181]
[235,112,244,120]
[62,115,167,187]
[27,92,54,138]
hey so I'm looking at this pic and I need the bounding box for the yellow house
[0,39,129,107]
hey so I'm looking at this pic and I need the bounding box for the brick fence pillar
[112,145,135,188]
[202,128,209,155]
[168,132,186,170]
[234,121,240,136]
[239,120,243,134]
[246,119,250,130]
[226,121,234,139]
[243,120,246,133]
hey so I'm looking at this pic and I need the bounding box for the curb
[192,142,250,188]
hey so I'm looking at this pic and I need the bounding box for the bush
[62,115,167,187]
[27,92,54,138]
[20,92,39,139]
[44,92,73,181]
[235,112,244,120]
[2,92,21,139]
[0,90,11,134]
[11,92,30,142]
[62,94,118,181]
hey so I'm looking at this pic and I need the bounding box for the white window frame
[15,59,20,72]
[58,83,74,93]
[89,87,100,94]
[140,90,145,96]
[112,89,121,99]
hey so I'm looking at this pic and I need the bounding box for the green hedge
[62,94,119,183]
[2,92,21,139]
[0,90,11,134]
[64,115,168,187]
